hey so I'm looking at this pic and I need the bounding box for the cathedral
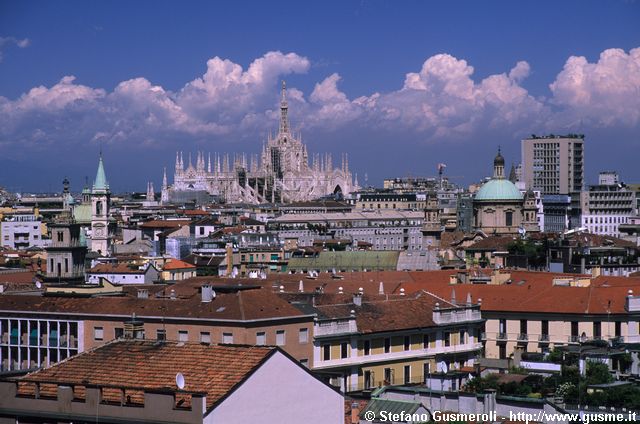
[161,82,359,204]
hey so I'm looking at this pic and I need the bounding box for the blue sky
[0,0,639,192]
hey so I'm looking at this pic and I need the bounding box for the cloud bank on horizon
[0,47,639,154]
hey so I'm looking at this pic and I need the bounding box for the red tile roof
[139,219,191,229]
[0,286,308,321]
[312,291,457,333]
[88,263,149,274]
[163,259,197,270]
[18,340,275,409]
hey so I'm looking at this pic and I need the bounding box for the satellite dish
[438,361,448,374]
[176,372,185,389]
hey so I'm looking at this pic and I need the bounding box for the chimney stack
[201,284,215,303]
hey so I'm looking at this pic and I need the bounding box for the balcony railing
[315,319,358,337]
[496,332,508,341]
[517,333,529,342]
[539,334,550,343]
[433,308,482,325]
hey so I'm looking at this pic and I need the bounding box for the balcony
[568,335,580,344]
[314,319,357,337]
[314,342,482,370]
[517,333,529,343]
[538,334,550,343]
[496,332,508,341]
[433,307,482,325]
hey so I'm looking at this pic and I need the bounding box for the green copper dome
[475,179,523,201]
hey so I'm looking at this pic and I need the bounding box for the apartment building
[580,172,637,237]
[521,134,585,195]
[0,213,46,250]
[0,340,344,424]
[355,193,425,211]
[0,282,315,373]
[270,210,426,251]
[427,271,640,368]
[285,289,483,393]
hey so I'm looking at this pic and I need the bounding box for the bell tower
[91,153,111,255]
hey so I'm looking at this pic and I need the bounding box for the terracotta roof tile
[163,259,197,270]
[19,340,274,409]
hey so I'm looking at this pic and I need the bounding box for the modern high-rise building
[521,134,585,195]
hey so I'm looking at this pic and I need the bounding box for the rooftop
[16,340,275,409]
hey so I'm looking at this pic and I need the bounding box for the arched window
[96,201,103,216]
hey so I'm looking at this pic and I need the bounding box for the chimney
[201,284,214,303]
[378,282,384,295]
[279,285,285,293]
[298,280,304,293]
[353,293,362,307]
[170,289,176,300]
[338,286,344,294]
[137,289,149,299]
[400,288,405,296]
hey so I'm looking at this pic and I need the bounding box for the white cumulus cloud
[549,47,640,127]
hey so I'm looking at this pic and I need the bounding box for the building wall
[206,351,344,424]
[314,322,482,392]
[1,215,46,249]
[521,136,584,195]
[83,318,314,366]
[482,313,631,359]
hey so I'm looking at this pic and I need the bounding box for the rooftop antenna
[175,372,185,390]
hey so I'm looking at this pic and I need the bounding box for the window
[506,211,513,227]
[94,327,104,341]
[276,330,285,346]
[520,320,527,335]
[593,322,601,339]
[178,330,188,342]
[459,330,465,344]
[114,328,124,339]
[404,365,411,384]
[156,329,166,340]
[403,336,410,351]
[384,338,391,353]
[341,342,348,359]
[256,332,266,346]
[364,340,371,355]
[223,333,233,344]
[571,321,579,337]
[541,320,549,337]
[615,321,622,337]
[200,332,211,344]
[199,227,205,235]
[384,368,392,384]
[364,370,373,389]
[423,334,429,349]
[57,231,63,242]
[298,328,308,344]
[323,344,330,361]
[444,332,451,347]
[64,258,69,273]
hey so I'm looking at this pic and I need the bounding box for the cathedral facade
[161,82,358,204]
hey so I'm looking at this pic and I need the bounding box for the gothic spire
[279,80,289,135]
